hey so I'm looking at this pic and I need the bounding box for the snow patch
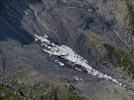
[74,76,84,81]
[55,59,64,66]
[75,67,82,71]
[35,34,123,86]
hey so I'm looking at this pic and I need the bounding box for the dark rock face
[0,0,134,99]
[0,0,35,45]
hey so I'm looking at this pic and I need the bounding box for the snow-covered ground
[55,59,64,66]
[35,34,124,86]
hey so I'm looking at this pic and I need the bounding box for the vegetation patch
[85,34,104,46]
[128,7,134,25]
[104,43,134,78]
[56,84,86,100]
[40,83,86,100]
[0,85,25,100]
[28,81,51,99]
[127,6,134,35]
[0,81,86,100]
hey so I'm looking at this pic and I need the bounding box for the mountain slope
[0,0,134,100]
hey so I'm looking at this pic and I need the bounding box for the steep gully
[34,34,134,92]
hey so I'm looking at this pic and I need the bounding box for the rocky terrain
[0,0,134,100]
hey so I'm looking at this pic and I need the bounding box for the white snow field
[35,34,124,86]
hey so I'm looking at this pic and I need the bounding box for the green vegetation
[85,34,134,78]
[127,7,134,35]
[0,83,86,100]
[28,82,51,99]
[0,66,86,100]
[0,85,25,100]
[104,44,132,67]
[9,68,30,85]
[56,84,86,100]
[32,84,85,100]
[85,34,104,46]
[104,43,134,78]
[128,8,134,25]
